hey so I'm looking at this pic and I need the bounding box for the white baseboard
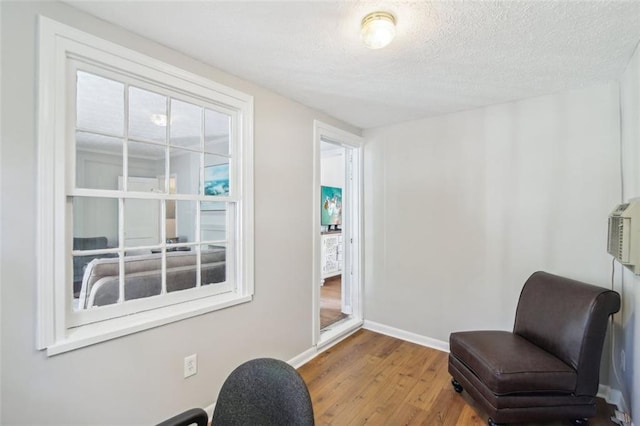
[203,402,215,422]
[289,320,362,368]
[363,320,450,353]
[598,384,630,414]
[288,347,318,369]
[317,320,363,350]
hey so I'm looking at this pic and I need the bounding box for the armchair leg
[488,418,505,426]
[451,378,463,393]
[572,419,589,426]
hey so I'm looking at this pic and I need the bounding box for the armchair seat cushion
[450,330,576,395]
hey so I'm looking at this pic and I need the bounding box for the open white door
[313,121,364,347]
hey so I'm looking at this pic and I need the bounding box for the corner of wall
[615,36,640,421]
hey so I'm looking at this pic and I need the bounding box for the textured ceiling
[64,1,640,130]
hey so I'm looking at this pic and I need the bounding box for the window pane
[170,147,200,195]
[129,86,167,143]
[73,197,119,248]
[201,205,227,242]
[124,253,161,301]
[76,132,123,190]
[166,250,197,293]
[75,253,122,310]
[205,108,230,155]
[201,244,226,286]
[174,200,197,243]
[128,140,165,184]
[171,99,202,150]
[204,157,230,196]
[72,196,120,309]
[77,71,124,136]
[123,198,161,248]
[73,251,119,309]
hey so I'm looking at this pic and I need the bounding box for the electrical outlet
[621,350,626,372]
[184,354,197,378]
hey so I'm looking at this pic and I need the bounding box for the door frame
[312,120,364,347]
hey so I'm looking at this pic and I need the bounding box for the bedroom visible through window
[37,17,254,355]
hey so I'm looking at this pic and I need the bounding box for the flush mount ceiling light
[150,113,167,127]
[361,11,396,49]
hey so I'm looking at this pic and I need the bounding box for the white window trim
[36,16,254,355]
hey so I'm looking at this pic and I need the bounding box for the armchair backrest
[513,271,620,396]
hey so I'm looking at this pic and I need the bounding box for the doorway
[313,121,363,347]
[320,143,348,329]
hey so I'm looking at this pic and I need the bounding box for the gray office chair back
[212,358,314,426]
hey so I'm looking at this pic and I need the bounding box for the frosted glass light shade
[361,12,396,49]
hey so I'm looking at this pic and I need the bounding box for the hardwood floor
[298,329,617,426]
[321,275,348,329]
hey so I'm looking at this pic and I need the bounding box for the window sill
[46,293,252,356]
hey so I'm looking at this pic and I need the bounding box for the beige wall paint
[2,0,638,423]
[363,83,621,376]
[0,1,359,424]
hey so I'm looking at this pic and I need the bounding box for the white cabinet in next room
[321,232,342,279]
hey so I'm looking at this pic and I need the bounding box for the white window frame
[36,17,254,355]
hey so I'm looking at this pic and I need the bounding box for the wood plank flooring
[321,275,348,329]
[298,329,617,426]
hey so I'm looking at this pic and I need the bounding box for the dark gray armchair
[448,271,620,426]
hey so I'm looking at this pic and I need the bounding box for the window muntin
[37,18,254,354]
[69,62,238,326]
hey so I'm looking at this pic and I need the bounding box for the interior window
[71,68,237,317]
[37,18,254,354]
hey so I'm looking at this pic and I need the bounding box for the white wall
[321,150,345,189]
[618,41,640,417]
[364,84,621,362]
[0,2,360,424]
